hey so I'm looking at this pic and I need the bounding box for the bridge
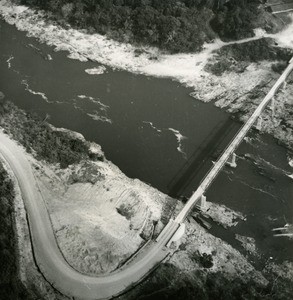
[157,56,293,246]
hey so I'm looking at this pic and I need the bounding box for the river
[0,18,292,264]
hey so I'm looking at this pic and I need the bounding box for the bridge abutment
[166,223,185,248]
[268,96,276,117]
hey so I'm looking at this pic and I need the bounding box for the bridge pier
[226,152,237,168]
[196,194,206,211]
[256,115,263,131]
[270,96,276,117]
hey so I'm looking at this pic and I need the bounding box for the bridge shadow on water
[168,117,241,199]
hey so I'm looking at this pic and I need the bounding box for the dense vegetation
[19,0,269,53]
[211,0,266,41]
[0,164,35,300]
[217,38,292,63]
[205,38,293,76]
[122,263,293,300]
[0,101,103,168]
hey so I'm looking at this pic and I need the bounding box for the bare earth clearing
[28,141,168,275]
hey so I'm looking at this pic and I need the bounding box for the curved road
[0,131,173,299]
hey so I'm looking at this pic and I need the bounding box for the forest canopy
[19,0,268,53]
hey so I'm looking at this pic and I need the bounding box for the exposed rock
[49,124,85,141]
[205,201,245,228]
[235,234,258,256]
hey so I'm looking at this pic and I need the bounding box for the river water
[0,19,292,264]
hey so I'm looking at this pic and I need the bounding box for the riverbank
[0,0,293,149]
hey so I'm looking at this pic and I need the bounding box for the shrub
[0,101,98,168]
